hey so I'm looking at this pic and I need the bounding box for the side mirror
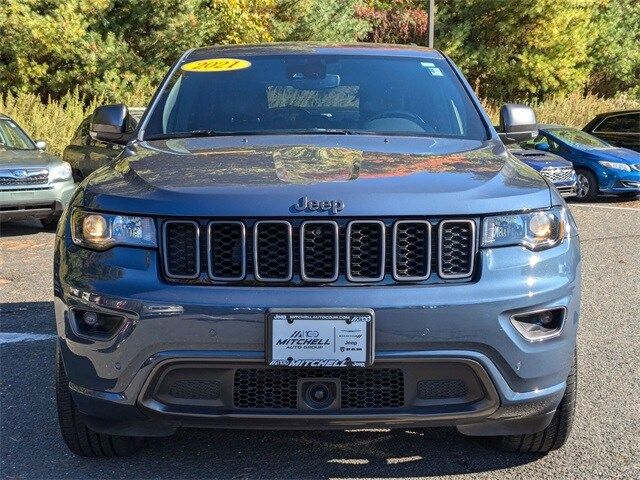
[498,104,538,145]
[35,140,47,150]
[90,104,129,143]
[535,143,551,152]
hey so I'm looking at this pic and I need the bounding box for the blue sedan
[524,125,640,201]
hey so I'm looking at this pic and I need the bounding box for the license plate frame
[266,308,375,368]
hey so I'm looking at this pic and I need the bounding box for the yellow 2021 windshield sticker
[181,58,251,73]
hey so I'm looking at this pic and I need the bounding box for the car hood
[590,147,640,163]
[80,136,551,216]
[0,149,61,169]
[510,149,573,169]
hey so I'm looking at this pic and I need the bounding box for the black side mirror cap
[498,103,538,145]
[90,104,130,143]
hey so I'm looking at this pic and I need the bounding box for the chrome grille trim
[437,219,476,279]
[392,220,432,281]
[207,221,246,281]
[0,168,49,187]
[162,220,201,279]
[346,220,386,282]
[540,166,575,183]
[253,220,293,282]
[300,220,339,283]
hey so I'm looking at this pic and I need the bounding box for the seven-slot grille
[161,218,477,284]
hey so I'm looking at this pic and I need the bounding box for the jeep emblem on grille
[293,196,344,214]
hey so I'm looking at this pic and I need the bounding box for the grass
[482,91,640,127]
[1,88,638,158]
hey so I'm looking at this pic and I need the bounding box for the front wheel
[494,350,577,454]
[574,169,598,201]
[40,214,61,231]
[56,347,145,457]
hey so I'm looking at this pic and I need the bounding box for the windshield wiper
[144,128,369,141]
[144,130,222,140]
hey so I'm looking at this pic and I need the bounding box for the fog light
[510,308,565,341]
[83,311,98,326]
[72,309,125,339]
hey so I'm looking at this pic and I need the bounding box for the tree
[271,0,369,42]
[587,0,640,98]
[435,0,594,101]
[0,0,135,99]
[355,0,429,45]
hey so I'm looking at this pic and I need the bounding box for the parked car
[54,44,580,457]
[510,146,576,197]
[0,113,76,229]
[583,110,640,152]
[524,125,640,201]
[63,107,145,181]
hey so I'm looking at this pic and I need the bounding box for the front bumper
[596,169,640,194]
[553,181,577,198]
[55,233,580,436]
[0,180,76,220]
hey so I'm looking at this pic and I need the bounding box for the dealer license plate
[267,309,374,368]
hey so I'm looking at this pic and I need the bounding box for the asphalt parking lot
[1,198,639,479]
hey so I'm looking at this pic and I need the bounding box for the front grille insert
[161,218,477,284]
[346,221,386,282]
[207,221,245,281]
[540,166,575,183]
[253,221,293,282]
[163,221,200,279]
[417,379,468,399]
[300,220,339,282]
[393,221,431,281]
[234,368,404,409]
[168,379,221,400]
[0,170,48,187]
[438,220,476,279]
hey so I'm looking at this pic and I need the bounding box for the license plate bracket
[266,308,374,368]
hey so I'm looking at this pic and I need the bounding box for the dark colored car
[54,44,580,457]
[509,147,576,197]
[583,110,640,152]
[0,114,76,229]
[525,125,640,201]
[63,107,145,181]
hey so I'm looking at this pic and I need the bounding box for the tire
[494,350,577,454]
[72,169,84,183]
[40,215,60,231]
[574,169,598,201]
[617,191,639,199]
[56,347,144,457]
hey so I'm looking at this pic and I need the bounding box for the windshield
[0,119,35,150]
[548,128,611,149]
[143,54,488,140]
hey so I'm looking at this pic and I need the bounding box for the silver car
[0,114,76,229]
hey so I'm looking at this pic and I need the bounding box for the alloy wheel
[576,173,590,198]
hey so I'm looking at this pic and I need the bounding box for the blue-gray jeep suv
[54,44,580,457]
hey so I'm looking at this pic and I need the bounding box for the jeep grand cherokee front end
[53,44,580,457]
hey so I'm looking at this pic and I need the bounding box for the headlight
[49,162,73,182]
[71,210,157,250]
[598,161,631,171]
[481,207,568,251]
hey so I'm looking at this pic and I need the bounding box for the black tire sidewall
[575,169,598,201]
